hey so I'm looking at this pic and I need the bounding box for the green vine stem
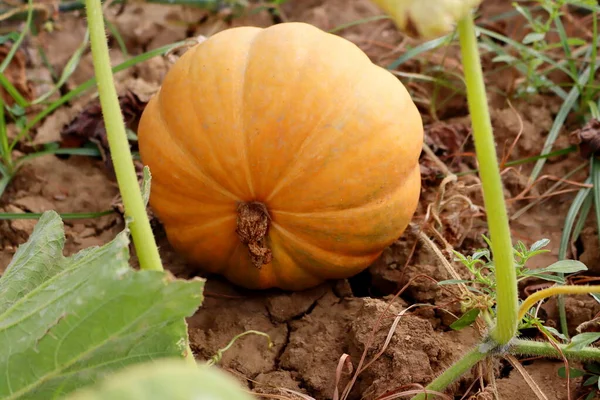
[84,0,162,272]
[458,12,518,344]
[412,346,489,400]
[511,339,600,360]
[410,10,519,399]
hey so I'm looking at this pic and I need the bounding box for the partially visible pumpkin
[137,22,423,291]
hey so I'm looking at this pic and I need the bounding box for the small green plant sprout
[440,237,588,331]
[497,0,596,98]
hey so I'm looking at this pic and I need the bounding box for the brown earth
[1,0,598,399]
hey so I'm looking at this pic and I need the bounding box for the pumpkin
[137,22,423,291]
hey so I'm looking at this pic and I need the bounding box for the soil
[1,0,599,399]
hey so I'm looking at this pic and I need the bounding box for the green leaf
[523,273,565,284]
[449,308,480,331]
[566,332,600,351]
[586,362,600,375]
[584,375,599,386]
[492,54,517,64]
[65,359,254,400]
[586,391,597,400]
[536,260,588,275]
[0,32,20,45]
[529,238,550,252]
[558,366,587,379]
[542,326,568,342]
[0,211,205,400]
[33,29,90,105]
[522,31,546,44]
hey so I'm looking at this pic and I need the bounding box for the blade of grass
[15,147,102,166]
[530,59,598,184]
[476,26,579,82]
[553,15,578,92]
[0,73,30,108]
[386,34,454,69]
[32,29,90,105]
[104,17,129,57]
[328,15,391,34]
[582,11,597,109]
[0,210,114,220]
[592,157,600,261]
[0,91,12,171]
[0,174,10,199]
[572,193,593,243]
[557,173,594,337]
[455,146,577,178]
[0,0,34,73]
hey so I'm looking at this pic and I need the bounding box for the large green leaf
[0,211,204,400]
[65,359,254,400]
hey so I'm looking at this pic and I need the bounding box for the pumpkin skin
[137,22,423,291]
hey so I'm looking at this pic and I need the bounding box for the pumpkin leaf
[449,308,480,331]
[64,359,254,400]
[0,211,204,400]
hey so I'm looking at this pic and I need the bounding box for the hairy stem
[84,0,162,272]
[511,339,600,361]
[412,345,489,400]
[458,13,517,344]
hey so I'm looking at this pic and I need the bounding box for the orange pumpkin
[137,22,423,291]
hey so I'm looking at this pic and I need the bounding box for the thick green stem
[512,339,600,361]
[84,0,162,272]
[412,346,488,400]
[458,14,518,344]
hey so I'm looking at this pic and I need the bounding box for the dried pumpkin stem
[236,202,272,268]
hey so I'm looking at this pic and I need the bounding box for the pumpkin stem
[236,202,272,268]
